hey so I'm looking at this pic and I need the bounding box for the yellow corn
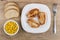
[5,21,18,34]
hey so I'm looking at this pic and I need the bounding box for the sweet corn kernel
[5,21,18,34]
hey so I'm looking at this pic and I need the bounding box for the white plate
[21,3,51,33]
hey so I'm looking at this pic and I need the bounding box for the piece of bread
[38,12,46,25]
[5,9,19,19]
[27,19,40,28]
[4,2,19,12]
[5,2,18,8]
[4,2,20,19]
[27,8,39,18]
[4,5,19,12]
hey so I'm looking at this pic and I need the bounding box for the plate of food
[21,3,51,33]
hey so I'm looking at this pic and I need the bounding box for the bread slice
[5,2,18,8]
[5,9,19,19]
[4,5,19,12]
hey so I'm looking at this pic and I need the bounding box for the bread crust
[4,5,19,12]
[5,2,18,8]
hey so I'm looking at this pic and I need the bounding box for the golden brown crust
[38,12,46,25]
[27,8,39,18]
[27,8,46,28]
[27,19,40,28]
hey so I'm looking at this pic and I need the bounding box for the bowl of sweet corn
[4,20,19,36]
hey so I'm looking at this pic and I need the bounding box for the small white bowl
[3,20,19,36]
